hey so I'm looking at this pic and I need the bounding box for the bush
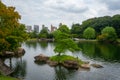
[83,27,96,39]
[97,26,117,43]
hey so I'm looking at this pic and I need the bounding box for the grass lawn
[0,75,19,80]
[50,55,83,65]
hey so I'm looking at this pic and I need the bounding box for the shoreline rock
[91,64,103,68]
[0,47,25,57]
[34,54,49,62]
[0,59,13,75]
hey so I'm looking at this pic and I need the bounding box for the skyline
[2,0,120,28]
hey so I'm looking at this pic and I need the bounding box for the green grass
[50,55,83,65]
[0,75,19,80]
[117,39,120,43]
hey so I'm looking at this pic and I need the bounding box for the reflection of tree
[11,58,27,79]
[25,41,37,49]
[38,41,48,49]
[97,43,118,61]
[81,42,96,58]
[54,66,67,80]
[78,42,120,62]
[53,66,76,80]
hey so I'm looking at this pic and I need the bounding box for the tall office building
[34,25,39,33]
[26,25,32,32]
[51,25,57,32]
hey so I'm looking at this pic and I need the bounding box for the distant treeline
[71,14,120,38]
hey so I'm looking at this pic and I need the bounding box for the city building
[34,25,39,33]
[51,25,57,32]
[26,25,32,33]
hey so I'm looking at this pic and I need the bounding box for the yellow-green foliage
[0,75,19,80]
[50,55,83,65]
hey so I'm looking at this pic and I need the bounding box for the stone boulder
[3,51,14,56]
[62,60,79,70]
[15,47,25,57]
[91,64,103,68]
[47,60,58,67]
[80,64,90,69]
[34,54,49,62]
[0,59,13,75]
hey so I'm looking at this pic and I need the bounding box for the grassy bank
[0,75,19,80]
[50,55,83,65]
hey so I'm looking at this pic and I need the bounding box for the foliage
[50,55,83,65]
[58,24,70,34]
[75,14,120,38]
[53,29,81,56]
[52,30,70,41]
[97,26,117,42]
[0,1,28,52]
[71,23,82,38]
[54,38,81,55]
[29,31,38,38]
[112,14,120,37]
[83,27,96,39]
[0,75,19,80]
[38,28,48,38]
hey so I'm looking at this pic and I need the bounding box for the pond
[4,41,120,80]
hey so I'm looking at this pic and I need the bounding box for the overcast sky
[2,0,120,28]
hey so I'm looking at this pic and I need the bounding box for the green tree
[97,26,117,42]
[58,24,70,34]
[71,23,82,38]
[53,30,81,56]
[38,28,48,39]
[0,1,27,52]
[83,27,96,39]
[112,14,120,37]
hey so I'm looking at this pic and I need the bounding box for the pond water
[4,41,120,80]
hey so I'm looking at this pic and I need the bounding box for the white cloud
[2,0,120,29]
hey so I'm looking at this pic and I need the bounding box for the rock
[3,51,15,56]
[0,59,13,75]
[62,60,79,70]
[80,64,90,69]
[34,54,49,62]
[47,60,58,67]
[16,47,25,54]
[91,64,103,68]
[15,47,25,57]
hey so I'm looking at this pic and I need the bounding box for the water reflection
[78,42,120,62]
[38,41,48,50]
[2,41,120,80]
[25,41,38,49]
[10,58,27,79]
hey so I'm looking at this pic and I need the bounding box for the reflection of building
[34,25,39,33]
[51,25,57,32]
[26,25,32,32]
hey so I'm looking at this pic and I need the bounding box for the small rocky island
[34,54,103,70]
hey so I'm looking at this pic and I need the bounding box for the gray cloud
[2,0,120,28]
[99,0,120,10]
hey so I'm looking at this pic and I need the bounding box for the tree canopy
[53,29,81,56]
[58,24,70,34]
[83,27,96,39]
[97,26,117,43]
[70,14,120,38]
[0,1,28,52]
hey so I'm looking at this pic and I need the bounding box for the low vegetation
[50,55,83,65]
[0,75,19,80]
